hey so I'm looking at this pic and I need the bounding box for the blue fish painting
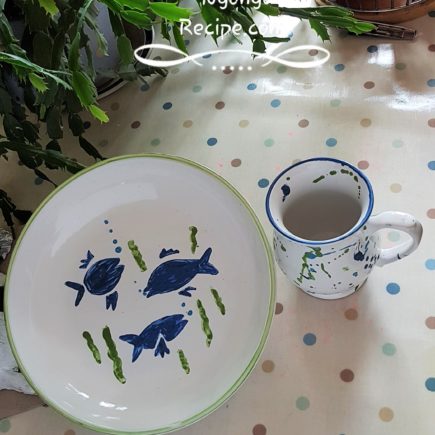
[65,254,124,310]
[143,247,218,298]
[120,314,188,361]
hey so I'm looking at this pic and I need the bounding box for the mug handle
[367,211,423,267]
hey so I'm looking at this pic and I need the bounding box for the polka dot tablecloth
[1,10,435,435]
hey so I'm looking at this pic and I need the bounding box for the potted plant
[0,0,374,237]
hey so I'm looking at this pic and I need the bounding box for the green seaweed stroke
[297,247,322,284]
[177,349,190,374]
[196,299,213,347]
[102,326,126,384]
[82,331,101,364]
[211,288,226,315]
[189,226,199,254]
[128,240,147,272]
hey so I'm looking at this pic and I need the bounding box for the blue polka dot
[140,82,150,91]
[303,333,317,346]
[83,121,91,129]
[334,64,345,71]
[34,177,43,185]
[181,302,186,307]
[386,282,400,295]
[202,53,212,58]
[367,45,378,53]
[163,102,172,110]
[429,10,435,17]
[104,220,109,224]
[113,239,118,244]
[258,178,269,188]
[187,310,193,316]
[271,99,281,108]
[428,161,435,170]
[247,83,257,90]
[425,259,435,270]
[115,246,122,254]
[207,137,217,146]
[428,79,435,87]
[425,377,435,391]
[184,39,190,46]
[326,137,337,147]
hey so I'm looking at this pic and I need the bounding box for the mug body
[266,157,376,299]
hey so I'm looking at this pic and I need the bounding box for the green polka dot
[392,139,404,148]
[264,138,274,147]
[192,85,202,93]
[0,419,11,433]
[151,138,160,146]
[395,63,406,70]
[387,231,400,242]
[296,396,310,410]
[330,99,341,107]
[277,65,287,73]
[382,343,396,356]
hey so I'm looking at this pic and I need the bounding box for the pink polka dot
[357,160,369,170]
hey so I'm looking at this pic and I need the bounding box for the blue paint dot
[163,102,172,110]
[429,10,435,17]
[428,161,435,170]
[426,259,435,270]
[247,83,257,90]
[134,281,137,284]
[334,63,345,71]
[326,137,337,147]
[306,253,316,259]
[271,99,281,108]
[425,377,435,391]
[428,79,435,87]
[109,229,113,233]
[202,53,212,58]
[187,310,193,316]
[83,121,91,129]
[207,137,217,146]
[303,333,317,346]
[353,272,358,277]
[386,282,400,295]
[115,247,122,254]
[140,82,150,91]
[367,45,378,53]
[181,302,186,307]
[104,220,109,224]
[258,178,269,188]
[184,39,190,46]
[113,239,118,244]
[34,177,43,185]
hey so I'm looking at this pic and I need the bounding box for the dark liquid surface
[283,190,362,241]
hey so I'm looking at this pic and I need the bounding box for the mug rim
[265,157,374,245]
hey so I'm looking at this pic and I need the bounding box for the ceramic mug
[265,157,423,299]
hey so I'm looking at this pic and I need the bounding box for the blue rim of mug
[265,157,374,245]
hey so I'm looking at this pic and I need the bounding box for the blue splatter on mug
[265,157,423,299]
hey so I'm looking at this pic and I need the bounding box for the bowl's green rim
[4,153,276,434]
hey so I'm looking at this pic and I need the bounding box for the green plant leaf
[34,168,57,187]
[121,10,152,28]
[258,3,280,16]
[253,38,266,54]
[149,3,191,21]
[38,0,58,16]
[117,34,134,65]
[108,9,125,36]
[71,71,97,107]
[261,36,290,43]
[308,18,329,41]
[28,73,48,93]
[0,87,12,114]
[46,107,63,139]
[79,136,104,161]
[172,25,187,54]
[88,104,109,123]
[68,113,85,136]
[120,0,149,10]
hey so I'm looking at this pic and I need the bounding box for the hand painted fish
[65,253,124,310]
[143,247,218,298]
[120,314,188,361]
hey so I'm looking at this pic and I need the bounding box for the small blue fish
[120,314,188,361]
[65,255,124,310]
[143,247,218,298]
[159,248,180,259]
